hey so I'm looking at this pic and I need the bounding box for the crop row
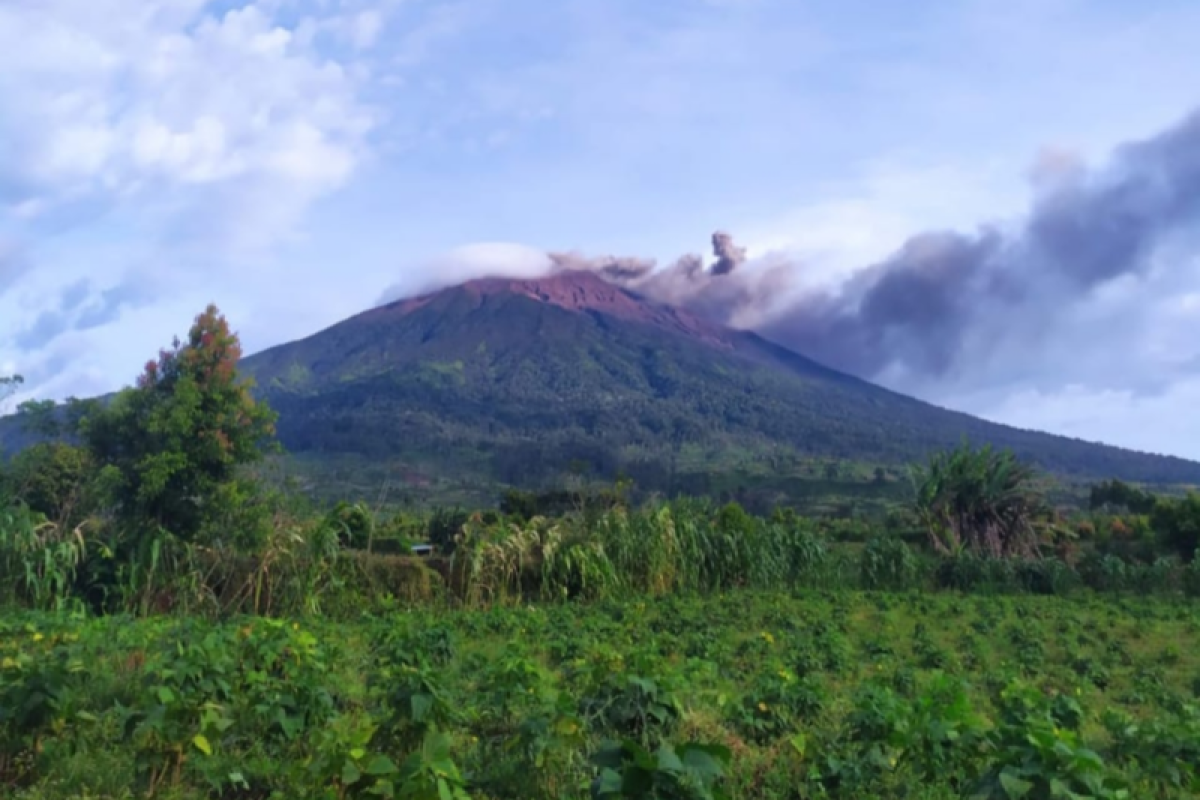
[3,591,1199,799]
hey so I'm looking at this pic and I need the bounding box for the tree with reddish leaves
[84,304,279,547]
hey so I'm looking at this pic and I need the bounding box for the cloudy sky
[3,0,1200,458]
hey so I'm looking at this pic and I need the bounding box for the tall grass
[4,492,1197,618]
[448,500,1200,607]
[450,499,842,605]
[0,499,86,611]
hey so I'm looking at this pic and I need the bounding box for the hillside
[231,270,1200,493]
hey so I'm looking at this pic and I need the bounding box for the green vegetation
[228,274,1200,497]
[913,443,1048,559]
[3,304,1200,798]
[3,592,1200,799]
[83,305,278,549]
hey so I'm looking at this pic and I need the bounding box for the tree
[912,442,1047,559]
[17,399,61,439]
[0,373,23,413]
[715,501,754,537]
[1088,479,1157,515]
[1151,492,1200,561]
[84,304,279,547]
[6,442,94,529]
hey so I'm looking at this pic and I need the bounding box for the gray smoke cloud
[630,246,792,328]
[710,230,747,275]
[548,251,657,281]
[375,106,1200,391]
[570,107,1200,384]
[753,107,1200,380]
[548,232,785,326]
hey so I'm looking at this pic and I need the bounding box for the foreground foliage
[2,591,1199,799]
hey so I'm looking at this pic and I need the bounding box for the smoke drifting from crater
[376,108,1200,390]
[547,251,656,281]
[548,232,784,326]
[710,231,747,275]
[757,107,1200,381]
[578,107,1200,384]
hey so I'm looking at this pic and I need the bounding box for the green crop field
[4,590,1200,799]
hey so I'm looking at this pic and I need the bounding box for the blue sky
[3,0,1200,457]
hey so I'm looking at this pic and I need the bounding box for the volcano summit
[236,269,1200,492]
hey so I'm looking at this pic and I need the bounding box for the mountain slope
[238,270,1200,488]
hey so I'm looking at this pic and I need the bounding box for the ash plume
[561,232,789,328]
[381,106,1200,390]
[551,108,1200,385]
[752,107,1200,381]
[632,247,791,327]
[548,251,656,281]
[545,232,780,325]
[710,231,747,275]
[551,231,751,288]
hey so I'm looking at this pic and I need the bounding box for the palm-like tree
[911,442,1046,559]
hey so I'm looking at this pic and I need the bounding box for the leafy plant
[307,721,472,800]
[1102,705,1200,796]
[974,682,1129,800]
[732,668,825,743]
[859,534,919,590]
[581,674,682,745]
[913,442,1048,559]
[374,659,457,751]
[590,740,731,800]
[0,635,87,785]
[0,504,87,612]
[393,728,473,800]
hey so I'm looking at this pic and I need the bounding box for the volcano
[234,269,1200,492]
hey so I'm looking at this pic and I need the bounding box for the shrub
[860,535,919,590]
[1012,558,1080,596]
[975,682,1128,799]
[1152,493,1200,561]
[590,739,731,800]
[324,501,375,550]
[4,443,95,530]
[1185,551,1200,598]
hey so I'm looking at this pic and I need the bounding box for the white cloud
[0,0,374,211]
[376,242,552,304]
[131,116,235,183]
[350,10,385,50]
[0,0,386,400]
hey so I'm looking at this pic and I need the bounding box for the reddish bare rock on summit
[372,270,733,349]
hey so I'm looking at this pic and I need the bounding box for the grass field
[4,590,1200,799]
